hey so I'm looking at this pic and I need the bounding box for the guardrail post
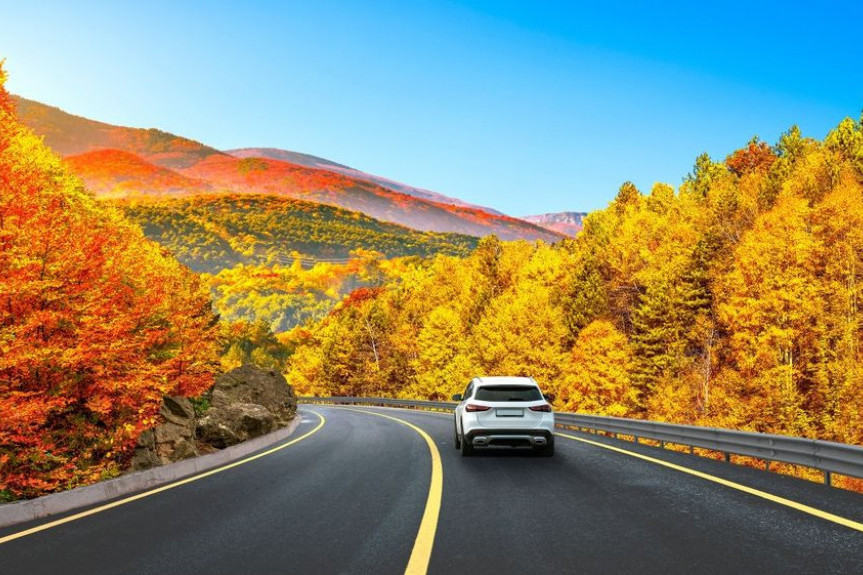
[723,452,730,463]
[825,471,832,486]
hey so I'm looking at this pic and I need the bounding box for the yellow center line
[0,411,327,545]
[341,407,443,575]
[556,431,863,533]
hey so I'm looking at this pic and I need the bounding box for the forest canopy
[116,194,477,275]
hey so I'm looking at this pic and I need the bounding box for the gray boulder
[210,365,297,426]
[197,403,277,449]
[128,366,297,471]
[196,365,297,449]
[130,396,198,471]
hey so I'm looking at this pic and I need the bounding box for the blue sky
[3,1,862,215]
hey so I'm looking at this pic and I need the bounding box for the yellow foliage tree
[555,320,638,417]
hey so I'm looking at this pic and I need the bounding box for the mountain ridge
[13,96,227,169]
[225,147,505,215]
[14,95,562,242]
[522,211,587,237]
[65,148,213,197]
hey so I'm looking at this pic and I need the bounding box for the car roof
[473,376,537,387]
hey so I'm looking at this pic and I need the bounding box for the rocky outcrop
[197,365,297,449]
[208,365,297,425]
[197,403,277,449]
[130,396,198,471]
[128,366,297,471]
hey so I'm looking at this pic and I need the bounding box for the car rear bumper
[464,428,554,448]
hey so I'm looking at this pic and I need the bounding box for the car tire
[460,432,474,457]
[454,422,461,450]
[539,440,554,457]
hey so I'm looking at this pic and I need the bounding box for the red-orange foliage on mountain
[0,65,218,498]
[64,148,212,197]
[180,155,560,240]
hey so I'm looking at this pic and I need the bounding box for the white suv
[452,376,555,456]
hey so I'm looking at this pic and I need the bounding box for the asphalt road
[2,406,863,574]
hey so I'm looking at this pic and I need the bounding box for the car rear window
[475,385,542,402]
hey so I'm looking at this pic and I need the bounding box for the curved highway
[2,406,863,574]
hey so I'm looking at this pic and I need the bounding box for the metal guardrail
[302,396,457,411]
[299,396,863,484]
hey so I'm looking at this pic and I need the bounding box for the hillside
[180,154,561,240]
[522,212,587,237]
[226,147,504,215]
[115,194,478,274]
[14,96,561,241]
[65,149,213,197]
[12,96,225,169]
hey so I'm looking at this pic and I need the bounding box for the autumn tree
[613,181,641,214]
[407,306,475,399]
[555,320,637,417]
[220,320,291,371]
[472,281,568,385]
[825,115,863,177]
[0,64,218,498]
[717,193,820,435]
[726,137,777,177]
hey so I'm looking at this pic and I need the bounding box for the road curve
[2,406,863,574]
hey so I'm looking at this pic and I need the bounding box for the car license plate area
[496,408,524,417]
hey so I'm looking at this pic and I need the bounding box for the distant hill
[13,96,226,169]
[226,147,504,215]
[180,154,560,240]
[115,194,478,274]
[65,149,213,197]
[14,95,559,241]
[522,212,587,237]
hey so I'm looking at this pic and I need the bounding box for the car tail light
[466,404,491,412]
[529,404,552,412]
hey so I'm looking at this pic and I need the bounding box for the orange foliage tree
[0,64,218,498]
[725,137,777,176]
